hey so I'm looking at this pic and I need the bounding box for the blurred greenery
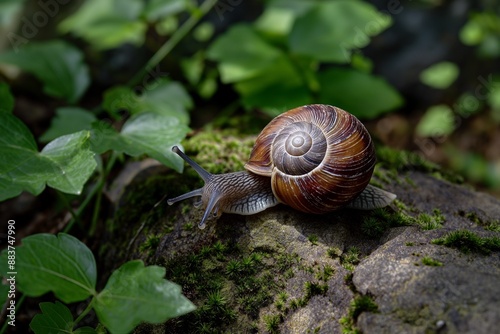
[1,0,500,332]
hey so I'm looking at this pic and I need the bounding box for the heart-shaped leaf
[0,233,97,303]
[94,260,195,333]
[30,301,96,334]
[0,113,97,201]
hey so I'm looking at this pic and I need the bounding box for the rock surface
[100,163,500,333]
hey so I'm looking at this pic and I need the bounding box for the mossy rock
[98,131,500,334]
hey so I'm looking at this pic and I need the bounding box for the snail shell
[167,104,395,229]
[245,104,375,213]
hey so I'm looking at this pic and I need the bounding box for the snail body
[167,104,396,229]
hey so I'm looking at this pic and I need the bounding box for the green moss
[459,210,500,232]
[405,242,415,246]
[315,265,335,281]
[341,247,361,271]
[375,146,463,184]
[163,242,299,333]
[432,230,500,255]
[182,130,256,175]
[327,247,342,259]
[139,234,161,256]
[415,209,445,230]
[308,234,319,245]
[264,314,282,333]
[304,281,328,300]
[340,295,379,334]
[421,256,443,266]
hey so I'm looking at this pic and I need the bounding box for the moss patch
[376,146,463,184]
[458,210,500,232]
[161,240,300,333]
[421,256,443,267]
[340,295,379,334]
[432,230,500,255]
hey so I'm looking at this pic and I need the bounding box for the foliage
[206,0,403,116]
[0,0,438,332]
[0,233,195,334]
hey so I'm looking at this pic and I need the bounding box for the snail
[167,104,396,229]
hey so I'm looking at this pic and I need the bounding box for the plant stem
[128,0,218,87]
[73,297,95,327]
[63,152,118,234]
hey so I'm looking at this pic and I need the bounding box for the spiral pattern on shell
[244,104,376,214]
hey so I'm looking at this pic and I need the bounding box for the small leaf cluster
[0,233,195,334]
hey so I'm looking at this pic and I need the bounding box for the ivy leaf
[91,112,188,172]
[59,0,146,50]
[0,233,97,303]
[318,68,403,119]
[0,40,90,103]
[30,301,96,334]
[102,79,192,124]
[0,82,14,113]
[40,107,98,143]
[289,1,391,62]
[94,260,195,333]
[0,113,97,201]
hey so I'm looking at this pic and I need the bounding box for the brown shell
[244,104,375,213]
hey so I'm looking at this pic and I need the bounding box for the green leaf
[30,301,97,334]
[416,105,455,137]
[40,107,98,143]
[420,61,459,89]
[59,0,146,50]
[94,260,195,334]
[289,1,391,63]
[0,233,97,303]
[91,112,188,172]
[207,24,282,83]
[0,40,90,103]
[234,54,312,112]
[318,68,403,119]
[0,113,97,201]
[30,301,73,333]
[0,82,14,113]
[103,79,191,124]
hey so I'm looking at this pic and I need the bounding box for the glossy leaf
[0,40,90,103]
[0,114,97,200]
[91,112,188,172]
[0,82,14,113]
[318,68,403,119]
[30,301,96,334]
[40,107,98,143]
[289,1,391,62]
[0,233,97,303]
[59,0,146,50]
[94,260,195,333]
